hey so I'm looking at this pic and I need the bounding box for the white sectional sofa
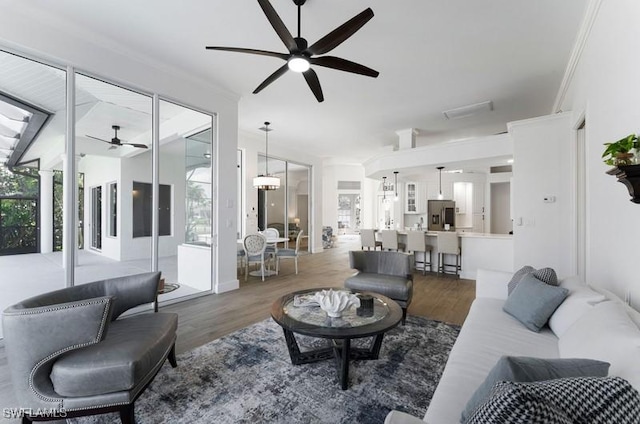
[385,268,640,424]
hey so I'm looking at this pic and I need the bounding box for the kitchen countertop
[395,230,512,240]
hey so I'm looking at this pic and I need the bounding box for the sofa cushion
[548,286,606,337]
[424,298,559,424]
[461,356,610,422]
[467,377,640,424]
[559,300,640,391]
[503,273,568,332]
[50,312,178,397]
[344,273,412,302]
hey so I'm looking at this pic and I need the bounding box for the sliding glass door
[257,156,311,252]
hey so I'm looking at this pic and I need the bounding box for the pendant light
[393,171,399,201]
[437,166,444,200]
[253,122,280,190]
[382,176,387,202]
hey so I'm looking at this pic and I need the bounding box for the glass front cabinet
[405,182,425,214]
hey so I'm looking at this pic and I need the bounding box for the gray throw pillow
[466,377,640,424]
[508,266,559,294]
[507,265,535,294]
[503,273,568,332]
[460,356,610,422]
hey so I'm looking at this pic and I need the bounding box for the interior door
[91,186,102,250]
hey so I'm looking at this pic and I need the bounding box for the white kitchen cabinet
[453,182,470,214]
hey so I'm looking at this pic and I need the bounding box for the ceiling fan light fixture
[288,56,310,73]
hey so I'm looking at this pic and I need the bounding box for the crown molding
[552,0,603,113]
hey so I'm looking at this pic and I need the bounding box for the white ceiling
[4,0,588,164]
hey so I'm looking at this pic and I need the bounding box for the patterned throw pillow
[466,377,640,424]
[507,266,558,294]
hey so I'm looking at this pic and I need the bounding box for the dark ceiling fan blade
[122,142,148,149]
[253,63,290,94]
[257,0,297,53]
[307,8,374,56]
[310,56,379,78]
[205,46,289,60]
[303,69,324,103]
[85,134,112,144]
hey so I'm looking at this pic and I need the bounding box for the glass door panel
[0,50,66,337]
[160,99,215,301]
[74,73,152,284]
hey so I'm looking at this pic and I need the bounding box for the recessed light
[507,158,514,164]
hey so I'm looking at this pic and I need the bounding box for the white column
[38,170,54,253]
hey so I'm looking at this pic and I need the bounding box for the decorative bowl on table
[312,289,361,318]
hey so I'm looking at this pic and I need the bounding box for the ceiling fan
[85,125,148,149]
[206,0,379,102]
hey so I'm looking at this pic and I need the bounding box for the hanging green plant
[602,134,638,166]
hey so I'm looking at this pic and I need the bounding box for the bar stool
[360,228,382,250]
[380,229,406,252]
[406,230,433,275]
[436,232,461,278]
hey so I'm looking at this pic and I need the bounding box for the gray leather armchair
[344,250,413,324]
[2,272,178,424]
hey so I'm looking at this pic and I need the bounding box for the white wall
[559,0,640,297]
[509,113,574,277]
[322,163,367,230]
[0,13,239,292]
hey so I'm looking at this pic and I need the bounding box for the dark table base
[282,328,385,390]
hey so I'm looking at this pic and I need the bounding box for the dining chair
[276,230,304,275]
[360,228,382,250]
[436,231,461,278]
[380,229,406,252]
[406,230,433,275]
[243,233,268,281]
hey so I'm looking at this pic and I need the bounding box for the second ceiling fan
[206,0,379,102]
[85,125,148,149]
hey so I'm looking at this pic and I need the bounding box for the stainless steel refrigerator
[428,200,456,231]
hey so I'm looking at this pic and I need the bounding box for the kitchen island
[396,230,513,279]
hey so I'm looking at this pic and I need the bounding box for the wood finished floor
[0,236,475,414]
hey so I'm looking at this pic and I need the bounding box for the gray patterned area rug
[73,316,459,424]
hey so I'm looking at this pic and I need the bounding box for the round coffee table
[271,288,403,390]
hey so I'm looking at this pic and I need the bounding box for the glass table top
[283,291,390,329]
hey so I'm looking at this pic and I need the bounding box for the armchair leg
[168,343,178,368]
[119,403,135,424]
[21,417,31,424]
[401,308,408,325]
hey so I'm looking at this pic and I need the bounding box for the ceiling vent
[443,100,493,120]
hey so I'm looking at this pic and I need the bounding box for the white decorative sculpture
[313,289,361,318]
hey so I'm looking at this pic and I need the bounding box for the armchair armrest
[475,268,512,300]
[2,296,114,404]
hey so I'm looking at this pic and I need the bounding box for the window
[132,182,171,237]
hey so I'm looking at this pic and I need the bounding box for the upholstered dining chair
[276,230,304,275]
[380,229,406,252]
[406,230,433,274]
[243,233,268,281]
[262,227,280,259]
[361,228,383,250]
